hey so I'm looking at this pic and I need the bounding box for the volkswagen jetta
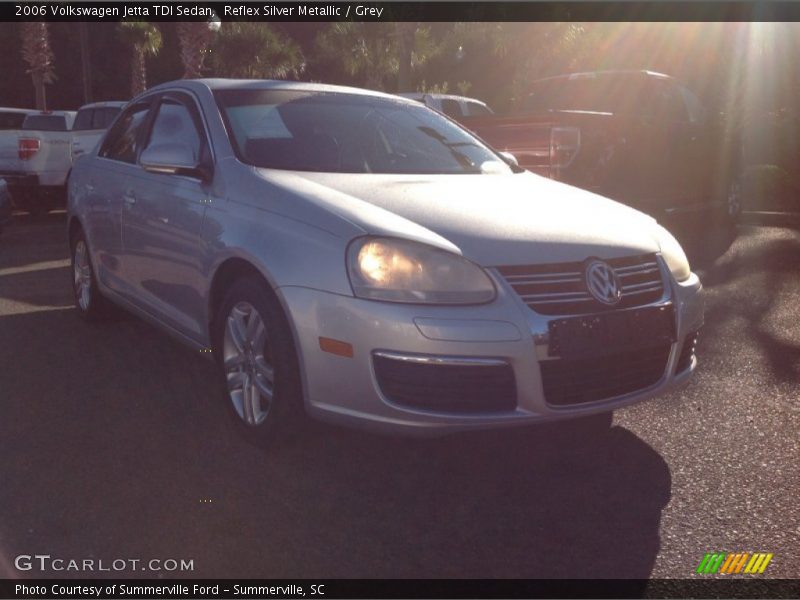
[67,79,703,443]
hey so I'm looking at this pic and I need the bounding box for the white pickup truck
[0,110,76,215]
[397,93,494,119]
[71,101,126,162]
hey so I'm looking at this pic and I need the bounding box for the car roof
[533,70,674,85]
[398,92,489,105]
[145,79,410,103]
[23,110,76,118]
[0,107,37,114]
[77,101,127,110]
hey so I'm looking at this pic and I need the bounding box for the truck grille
[497,254,664,315]
[540,344,671,406]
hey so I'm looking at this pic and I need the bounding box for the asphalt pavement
[0,212,797,579]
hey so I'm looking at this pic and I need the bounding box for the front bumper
[278,260,704,435]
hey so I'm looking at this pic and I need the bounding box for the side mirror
[140,143,208,180]
[499,151,519,167]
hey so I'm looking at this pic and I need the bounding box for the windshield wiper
[417,126,482,172]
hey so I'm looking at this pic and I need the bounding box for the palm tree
[210,23,305,80]
[118,21,162,96]
[20,22,55,110]
[316,23,437,92]
[177,22,215,79]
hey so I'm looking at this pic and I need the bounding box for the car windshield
[215,89,512,175]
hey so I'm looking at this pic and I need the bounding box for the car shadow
[0,307,671,580]
[694,226,800,385]
[670,220,738,272]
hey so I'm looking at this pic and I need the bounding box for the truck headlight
[347,237,496,304]
[655,225,691,282]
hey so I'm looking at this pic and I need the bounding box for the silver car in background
[67,79,703,444]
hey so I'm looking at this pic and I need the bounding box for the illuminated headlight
[655,224,691,282]
[347,237,496,304]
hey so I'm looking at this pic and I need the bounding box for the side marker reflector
[319,337,354,358]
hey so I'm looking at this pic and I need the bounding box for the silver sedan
[67,79,703,444]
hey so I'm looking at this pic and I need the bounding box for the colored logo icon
[696,552,773,574]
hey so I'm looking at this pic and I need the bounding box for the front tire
[213,276,305,447]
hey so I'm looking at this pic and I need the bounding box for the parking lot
[0,213,797,579]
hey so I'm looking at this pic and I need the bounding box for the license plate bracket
[548,305,676,359]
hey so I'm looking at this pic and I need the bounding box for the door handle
[123,191,136,206]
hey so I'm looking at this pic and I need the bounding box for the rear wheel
[70,229,114,321]
[214,276,305,447]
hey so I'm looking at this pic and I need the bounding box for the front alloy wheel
[214,276,304,446]
[223,301,275,426]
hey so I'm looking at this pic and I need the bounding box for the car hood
[259,170,663,266]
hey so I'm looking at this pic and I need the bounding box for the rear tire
[213,275,305,448]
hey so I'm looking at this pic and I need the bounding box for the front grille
[675,331,699,373]
[497,254,664,315]
[540,344,671,407]
[373,353,517,414]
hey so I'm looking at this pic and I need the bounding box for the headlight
[655,225,691,282]
[347,237,496,304]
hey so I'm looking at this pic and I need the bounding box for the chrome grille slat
[506,275,583,285]
[621,281,663,292]
[497,253,664,316]
[519,290,592,301]
[616,262,658,274]
[618,267,660,278]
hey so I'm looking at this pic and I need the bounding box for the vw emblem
[585,259,622,305]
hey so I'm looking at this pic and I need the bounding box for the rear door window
[644,80,689,123]
[440,99,464,119]
[94,107,122,129]
[464,101,492,117]
[72,109,94,131]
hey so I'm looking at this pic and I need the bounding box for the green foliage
[210,23,305,80]
[20,22,55,83]
[118,21,163,95]
[118,21,163,58]
[315,23,438,91]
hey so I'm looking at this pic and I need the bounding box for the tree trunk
[79,22,92,104]
[32,73,46,110]
[132,47,146,96]
[396,23,414,93]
